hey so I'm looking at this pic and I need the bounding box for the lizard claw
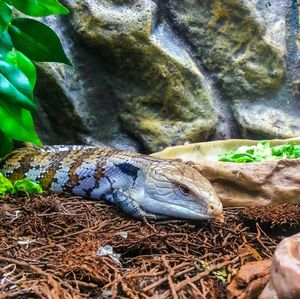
[143,212,167,220]
[112,189,159,231]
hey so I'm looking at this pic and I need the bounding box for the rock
[163,0,300,139]
[35,15,141,152]
[194,158,300,206]
[153,137,300,206]
[34,0,299,150]
[164,0,285,99]
[36,0,217,152]
[259,233,300,299]
[227,260,272,299]
[233,102,300,139]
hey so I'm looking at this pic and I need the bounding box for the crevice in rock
[286,0,299,80]
[285,0,300,103]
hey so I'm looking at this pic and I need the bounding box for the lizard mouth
[141,199,222,220]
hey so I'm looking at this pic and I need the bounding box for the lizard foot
[113,189,148,219]
[113,189,162,231]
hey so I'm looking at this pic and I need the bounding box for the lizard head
[134,160,223,220]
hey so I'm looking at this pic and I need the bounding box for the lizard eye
[178,185,190,196]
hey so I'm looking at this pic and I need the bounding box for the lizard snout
[207,202,223,217]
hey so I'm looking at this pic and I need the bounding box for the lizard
[0,145,223,221]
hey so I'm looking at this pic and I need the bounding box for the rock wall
[35,0,300,152]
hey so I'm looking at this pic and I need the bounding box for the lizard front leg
[112,189,159,221]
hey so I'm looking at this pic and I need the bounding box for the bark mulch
[0,195,299,299]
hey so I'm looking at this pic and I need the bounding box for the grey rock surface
[35,0,300,152]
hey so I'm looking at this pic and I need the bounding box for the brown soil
[0,195,299,299]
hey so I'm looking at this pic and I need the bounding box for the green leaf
[0,1,12,36]
[5,50,37,89]
[9,18,71,65]
[11,0,69,17]
[0,101,41,145]
[0,172,13,196]
[294,147,300,159]
[0,129,12,157]
[0,30,13,60]
[13,178,43,195]
[0,60,37,112]
[219,152,255,163]
[219,141,300,163]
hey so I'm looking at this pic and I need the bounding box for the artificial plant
[0,0,71,157]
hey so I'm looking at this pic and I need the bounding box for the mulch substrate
[0,195,299,299]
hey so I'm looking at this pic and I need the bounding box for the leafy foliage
[0,173,43,196]
[0,172,13,195]
[11,0,69,17]
[0,1,11,35]
[0,130,12,157]
[0,0,70,157]
[9,18,71,64]
[219,141,300,163]
[13,178,43,195]
[6,50,37,88]
[0,60,35,112]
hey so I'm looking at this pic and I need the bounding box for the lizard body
[0,145,222,220]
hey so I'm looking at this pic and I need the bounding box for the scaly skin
[0,145,222,220]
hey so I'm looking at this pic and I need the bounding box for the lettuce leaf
[219,141,300,163]
[13,178,43,195]
[0,172,13,195]
[0,173,43,196]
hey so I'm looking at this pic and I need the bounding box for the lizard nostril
[207,203,222,216]
[207,204,215,213]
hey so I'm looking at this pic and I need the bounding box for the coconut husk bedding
[0,194,299,299]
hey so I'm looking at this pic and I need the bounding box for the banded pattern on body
[0,145,223,220]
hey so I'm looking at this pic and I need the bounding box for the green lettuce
[0,173,14,195]
[13,178,43,195]
[0,173,43,196]
[219,141,300,163]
